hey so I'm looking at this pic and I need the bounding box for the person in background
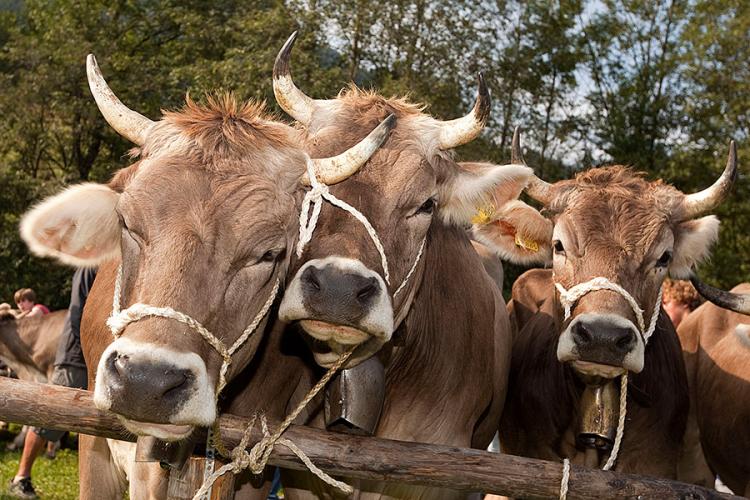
[662,278,702,329]
[13,289,49,318]
[8,268,96,499]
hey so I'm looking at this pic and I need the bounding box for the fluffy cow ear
[471,200,553,265]
[669,215,720,278]
[20,183,121,267]
[440,162,532,226]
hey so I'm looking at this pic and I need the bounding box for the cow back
[677,288,750,494]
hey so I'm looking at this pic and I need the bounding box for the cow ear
[439,162,532,226]
[20,183,121,267]
[471,200,553,265]
[669,215,720,278]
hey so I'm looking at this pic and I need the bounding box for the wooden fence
[0,377,738,499]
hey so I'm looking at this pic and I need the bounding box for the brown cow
[676,278,750,495]
[20,55,392,499]
[0,310,66,382]
[271,34,546,499]
[476,131,737,478]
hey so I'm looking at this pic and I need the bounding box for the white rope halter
[297,159,425,298]
[556,276,663,497]
[555,277,662,344]
[107,264,281,398]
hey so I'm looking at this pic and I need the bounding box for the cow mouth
[118,416,194,442]
[571,361,626,379]
[300,320,382,368]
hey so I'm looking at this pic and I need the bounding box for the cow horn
[307,114,396,185]
[86,54,153,146]
[436,73,490,150]
[513,127,555,205]
[273,32,317,127]
[690,275,750,315]
[681,141,738,218]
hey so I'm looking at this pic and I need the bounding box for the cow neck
[296,159,426,299]
[556,275,663,498]
[106,262,281,399]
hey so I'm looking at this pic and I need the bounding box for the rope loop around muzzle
[107,264,281,398]
[555,276,663,344]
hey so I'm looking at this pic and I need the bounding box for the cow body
[678,283,750,495]
[503,269,688,476]
[470,134,736,481]
[280,223,509,499]
[269,34,534,499]
[0,310,66,382]
[21,54,393,499]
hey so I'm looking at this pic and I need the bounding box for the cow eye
[259,248,284,264]
[553,240,565,255]
[655,250,672,268]
[417,198,436,215]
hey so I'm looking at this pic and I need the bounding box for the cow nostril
[616,332,634,350]
[357,282,378,302]
[304,267,321,292]
[161,370,190,398]
[113,354,129,377]
[573,323,593,344]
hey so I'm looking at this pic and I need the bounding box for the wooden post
[0,378,738,499]
[167,457,235,500]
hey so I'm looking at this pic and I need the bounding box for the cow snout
[558,313,645,375]
[571,318,637,355]
[301,265,381,323]
[93,338,216,434]
[105,351,193,421]
[279,257,395,368]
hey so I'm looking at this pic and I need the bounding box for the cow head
[274,33,533,368]
[19,55,391,440]
[479,130,736,378]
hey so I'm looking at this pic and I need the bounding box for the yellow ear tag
[471,204,495,225]
[514,233,539,252]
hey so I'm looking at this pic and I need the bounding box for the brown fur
[0,311,66,382]
[678,285,750,495]
[279,89,510,499]
[282,224,508,500]
[498,165,727,478]
[77,95,311,499]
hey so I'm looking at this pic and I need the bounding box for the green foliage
[0,430,78,500]
[0,0,748,304]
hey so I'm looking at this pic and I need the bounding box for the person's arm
[25,306,43,318]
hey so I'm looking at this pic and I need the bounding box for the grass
[0,425,78,500]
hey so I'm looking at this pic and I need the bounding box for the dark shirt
[55,267,97,368]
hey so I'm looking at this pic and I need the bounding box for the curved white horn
[86,54,153,146]
[307,114,396,185]
[513,126,555,205]
[273,32,318,127]
[436,73,491,150]
[681,141,738,218]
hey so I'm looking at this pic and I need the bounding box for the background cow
[677,278,750,495]
[476,132,736,478]
[0,309,65,382]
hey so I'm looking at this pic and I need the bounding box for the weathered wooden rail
[0,377,739,499]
